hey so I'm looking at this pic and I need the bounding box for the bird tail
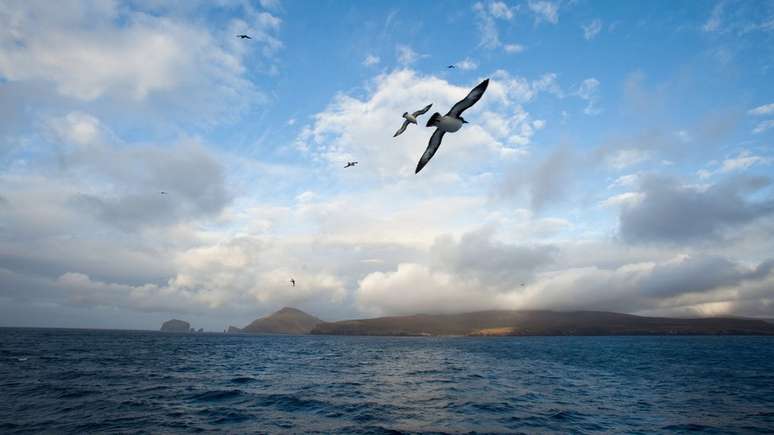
[426,112,441,127]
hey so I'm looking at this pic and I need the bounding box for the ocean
[1,328,773,433]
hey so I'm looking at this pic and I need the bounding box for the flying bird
[160,191,168,195]
[344,161,358,168]
[415,78,489,174]
[236,34,251,39]
[447,65,456,69]
[290,278,295,287]
[393,104,432,137]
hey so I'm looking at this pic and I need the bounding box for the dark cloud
[65,143,230,229]
[499,147,582,211]
[430,227,556,288]
[620,175,774,243]
[640,256,745,297]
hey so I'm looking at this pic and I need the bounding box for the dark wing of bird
[446,78,489,118]
[393,119,410,137]
[411,104,432,118]
[415,129,446,174]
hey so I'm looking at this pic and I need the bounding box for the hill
[310,310,774,336]
[238,307,323,335]
[160,319,192,333]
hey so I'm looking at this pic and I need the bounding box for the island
[160,319,192,333]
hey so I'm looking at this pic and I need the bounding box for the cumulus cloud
[0,1,273,102]
[296,69,546,178]
[619,175,774,243]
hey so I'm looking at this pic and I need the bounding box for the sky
[1,0,774,331]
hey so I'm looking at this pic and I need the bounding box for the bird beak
[462,119,469,123]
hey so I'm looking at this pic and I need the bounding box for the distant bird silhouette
[393,104,432,137]
[344,161,358,168]
[447,65,456,69]
[236,34,251,39]
[416,78,489,174]
[290,278,295,287]
[160,191,168,195]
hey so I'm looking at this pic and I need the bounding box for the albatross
[393,104,432,137]
[415,78,489,174]
[344,161,358,168]
[236,34,251,39]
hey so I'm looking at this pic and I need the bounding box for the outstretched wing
[393,119,410,137]
[411,104,432,118]
[446,79,489,118]
[415,129,446,174]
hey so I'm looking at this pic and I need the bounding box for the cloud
[696,150,771,179]
[582,19,603,40]
[748,102,774,116]
[619,175,774,243]
[0,2,274,102]
[455,58,478,70]
[528,0,559,24]
[605,148,650,169]
[363,54,380,66]
[489,1,515,20]
[504,43,525,54]
[753,120,774,134]
[396,45,424,65]
[356,228,555,315]
[703,2,724,32]
[600,192,645,208]
[296,69,543,177]
[575,78,601,115]
[473,2,501,49]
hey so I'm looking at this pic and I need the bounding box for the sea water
[1,328,773,433]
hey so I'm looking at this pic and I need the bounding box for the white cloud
[753,120,774,134]
[363,54,380,66]
[296,69,542,177]
[0,2,274,103]
[528,0,559,24]
[609,174,640,189]
[606,149,650,169]
[582,19,603,40]
[575,78,601,115]
[473,2,501,49]
[396,45,424,65]
[455,58,478,70]
[504,43,525,53]
[600,192,645,208]
[489,1,514,20]
[748,103,774,116]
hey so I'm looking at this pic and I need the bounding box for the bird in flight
[394,104,432,137]
[344,161,358,168]
[447,65,456,69]
[290,278,295,287]
[160,191,167,195]
[236,34,251,39]
[415,78,489,174]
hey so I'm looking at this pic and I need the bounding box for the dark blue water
[1,329,773,433]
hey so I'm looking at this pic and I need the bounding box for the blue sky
[1,0,773,330]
